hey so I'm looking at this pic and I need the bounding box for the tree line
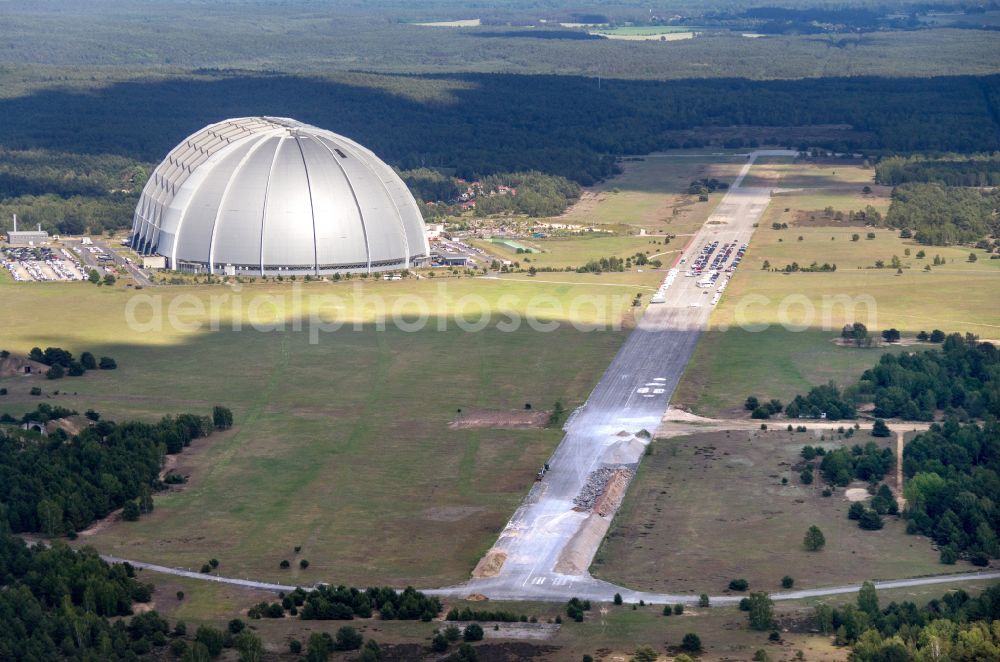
[254,584,442,622]
[818,582,1000,660]
[0,533,169,660]
[2,74,999,190]
[903,418,1000,565]
[783,333,996,421]
[852,334,998,421]
[885,183,1000,245]
[0,531,272,660]
[876,153,1000,187]
[0,408,225,535]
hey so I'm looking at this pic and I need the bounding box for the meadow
[0,274,657,587]
[558,152,747,233]
[594,430,946,594]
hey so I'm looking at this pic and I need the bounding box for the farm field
[675,158,1000,416]
[593,430,948,594]
[0,275,657,587]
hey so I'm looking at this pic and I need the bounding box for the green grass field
[0,275,657,587]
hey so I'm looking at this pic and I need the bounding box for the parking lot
[1,246,86,282]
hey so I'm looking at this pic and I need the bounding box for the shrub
[463,623,484,642]
[613,593,623,605]
[632,645,659,662]
[289,640,302,654]
[280,559,290,568]
[858,509,884,530]
[682,633,702,652]
[674,604,684,615]
[122,501,141,521]
[432,633,449,652]
[98,356,117,370]
[300,559,310,569]
[699,594,710,607]
[335,626,363,651]
[728,578,749,591]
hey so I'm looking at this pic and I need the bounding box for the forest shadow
[0,72,997,185]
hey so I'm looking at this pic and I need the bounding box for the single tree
[857,581,879,616]
[804,525,826,551]
[747,592,775,631]
[681,633,702,653]
[858,509,884,530]
[463,623,484,642]
[334,626,363,651]
[213,406,233,430]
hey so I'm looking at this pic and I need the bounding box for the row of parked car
[1,247,84,282]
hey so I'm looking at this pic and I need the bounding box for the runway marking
[653,388,665,394]
[531,576,546,585]
[636,387,650,394]
[552,577,568,587]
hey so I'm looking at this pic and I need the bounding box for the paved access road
[100,552,1000,606]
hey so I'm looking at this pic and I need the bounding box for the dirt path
[896,431,907,507]
[657,407,932,439]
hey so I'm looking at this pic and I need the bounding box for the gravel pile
[573,465,633,511]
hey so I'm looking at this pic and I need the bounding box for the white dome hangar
[132,117,429,275]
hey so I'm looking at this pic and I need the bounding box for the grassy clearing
[0,276,655,587]
[559,152,747,234]
[676,159,1000,416]
[673,329,906,417]
[593,430,948,594]
[473,234,677,270]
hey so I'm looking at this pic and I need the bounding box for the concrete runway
[434,150,799,602]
